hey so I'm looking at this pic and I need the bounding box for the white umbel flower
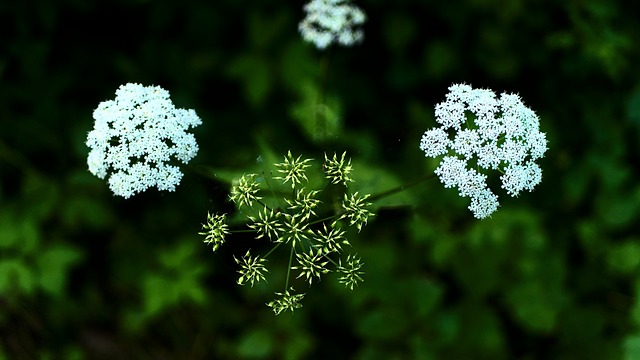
[420,84,548,219]
[298,0,366,50]
[86,83,202,198]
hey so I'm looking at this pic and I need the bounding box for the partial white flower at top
[298,0,366,50]
[420,83,548,219]
[86,83,202,198]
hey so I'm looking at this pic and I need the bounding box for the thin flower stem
[232,229,257,234]
[368,173,437,203]
[323,254,339,267]
[255,198,273,212]
[308,215,338,226]
[263,242,283,259]
[284,244,296,290]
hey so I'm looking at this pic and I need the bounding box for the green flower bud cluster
[199,151,373,314]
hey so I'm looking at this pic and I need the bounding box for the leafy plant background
[2,0,640,359]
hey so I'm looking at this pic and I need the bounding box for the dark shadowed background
[2,0,640,359]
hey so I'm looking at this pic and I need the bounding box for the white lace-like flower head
[420,83,548,219]
[298,0,366,50]
[86,83,202,198]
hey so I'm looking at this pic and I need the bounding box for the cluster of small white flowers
[298,0,366,50]
[420,83,547,219]
[86,83,202,198]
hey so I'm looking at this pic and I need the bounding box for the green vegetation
[1,0,640,358]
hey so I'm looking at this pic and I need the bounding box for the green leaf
[237,328,274,358]
[351,159,418,209]
[0,209,40,252]
[627,87,640,126]
[607,239,640,274]
[504,280,566,333]
[624,333,640,360]
[158,241,197,269]
[357,306,408,340]
[142,275,175,316]
[0,258,35,296]
[140,241,208,318]
[226,55,271,107]
[289,80,342,144]
[36,244,83,296]
[407,277,442,318]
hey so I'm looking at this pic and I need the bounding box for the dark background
[2,0,640,359]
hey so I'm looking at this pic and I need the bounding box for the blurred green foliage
[1,0,640,358]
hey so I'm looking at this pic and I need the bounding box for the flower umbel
[274,151,312,189]
[293,248,330,285]
[298,0,366,50]
[235,250,268,287]
[86,83,201,198]
[340,192,374,232]
[338,254,364,290]
[279,213,311,246]
[266,288,305,315]
[314,223,348,254]
[230,173,262,208]
[199,213,229,252]
[248,207,283,241]
[201,151,369,314]
[285,189,321,221]
[419,83,548,219]
[324,152,354,185]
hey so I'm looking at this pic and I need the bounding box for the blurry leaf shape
[158,240,197,268]
[22,175,59,221]
[0,259,35,295]
[409,335,436,360]
[557,306,609,358]
[289,80,342,144]
[624,333,640,360]
[627,87,640,125]
[279,42,317,92]
[237,328,274,358]
[139,242,208,318]
[62,196,112,230]
[142,275,175,315]
[452,250,502,298]
[407,277,442,318]
[226,55,271,107]
[607,239,640,274]
[351,159,417,209]
[0,209,40,252]
[595,190,640,228]
[564,2,631,78]
[577,220,607,260]
[630,278,640,326]
[456,303,505,356]
[423,41,457,79]
[504,280,567,333]
[283,331,313,360]
[434,311,459,345]
[247,10,288,49]
[190,165,245,184]
[429,233,460,268]
[562,162,592,205]
[36,244,83,296]
[383,13,417,52]
[357,306,408,340]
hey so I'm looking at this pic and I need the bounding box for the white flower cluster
[298,0,366,50]
[86,83,202,198]
[420,84,548,219]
